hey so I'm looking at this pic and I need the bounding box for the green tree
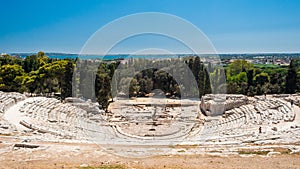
[129,78,140,97]
[94,62,118,111]
[254,72,270,86]
[285,59,299,94]
[61,60,74,99]
[228,60,253,76]
[23,74,39,94]
[204,68,212,94]
[226,82,239,94]
[247,69,254,87]
[0,64,25,92]
[24,51,49,73]
[95,74,111,111]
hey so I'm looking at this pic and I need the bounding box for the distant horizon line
[5,51,300,55]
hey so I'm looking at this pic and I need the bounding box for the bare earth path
[3,99,29,131]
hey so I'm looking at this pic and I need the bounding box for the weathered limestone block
[200,94,248,116]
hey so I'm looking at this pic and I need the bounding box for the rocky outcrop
[200,94,248,116]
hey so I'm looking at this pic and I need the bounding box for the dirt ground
[1,152,300,169]
[0,137,300,169]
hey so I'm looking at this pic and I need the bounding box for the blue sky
[0,0,299,54]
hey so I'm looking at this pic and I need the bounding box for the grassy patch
[238,149,270,155]
[273,147,291,154]
[209,150,222,153]
[0,133,12,136]
[173,144,199,150]
[254,64,281,69]
[81,164,126,169]
[168,145,176,148]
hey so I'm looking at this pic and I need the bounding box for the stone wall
[200,94,248,116]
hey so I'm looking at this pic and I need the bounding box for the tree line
[0,51,74,99]
[225,59,300,96]
[1,52,300,111]
[90,57,300,111]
